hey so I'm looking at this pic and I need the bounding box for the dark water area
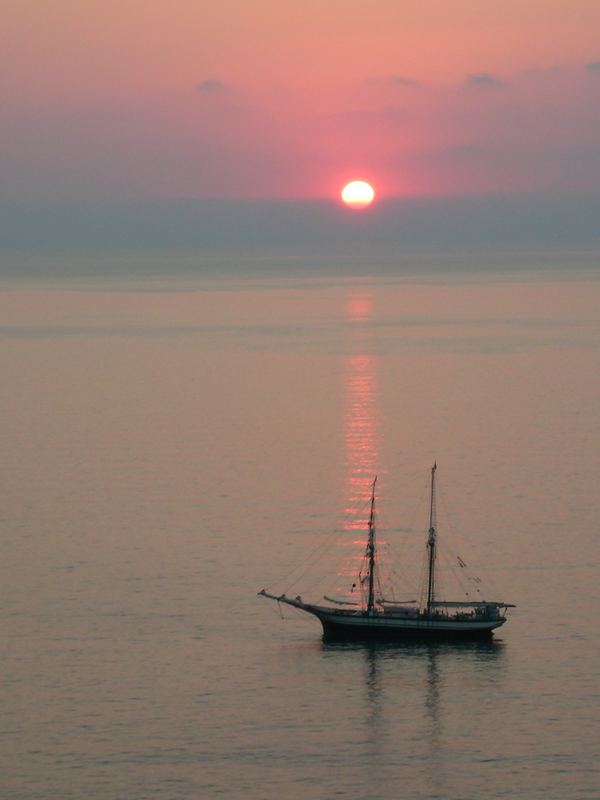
[1,267,599,798]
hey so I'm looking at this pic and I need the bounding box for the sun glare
[341,180,375,209]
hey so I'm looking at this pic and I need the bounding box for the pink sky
[3,1,600,201]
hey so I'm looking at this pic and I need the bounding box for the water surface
[1,270,599,799]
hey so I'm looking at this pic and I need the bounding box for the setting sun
[341,180,375,209]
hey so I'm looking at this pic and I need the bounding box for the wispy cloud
[195,79,232,95]
[388,75,421,88]
[586,61,600,73]
[464,72,505,90]
[367,74,421,89]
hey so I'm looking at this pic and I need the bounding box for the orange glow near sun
[341,180,375,209]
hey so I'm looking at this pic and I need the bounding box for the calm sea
[2,266,599,799]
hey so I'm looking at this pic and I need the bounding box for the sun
[341,180,375,209]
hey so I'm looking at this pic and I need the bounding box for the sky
[1,1,600,259]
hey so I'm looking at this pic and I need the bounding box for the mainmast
[426,463,437,615]
[366,476,377,615]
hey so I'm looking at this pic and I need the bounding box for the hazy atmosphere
[2,2,600,266]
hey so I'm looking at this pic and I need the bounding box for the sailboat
[258,464,514,640]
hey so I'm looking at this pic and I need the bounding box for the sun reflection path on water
[344,291,378,514]
[344,353,378,521]
[335,291,381,601]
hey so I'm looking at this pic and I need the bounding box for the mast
[426,463,437,615]
[366,476,377,614]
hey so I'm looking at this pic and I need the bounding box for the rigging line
[267,522,349,592]
[378,475,429,563]
[437,477,499,597]
[438,544,472,598]
[375,476,430,597]
[436,538,485,599]
[377,538,417,593]
[282,507,372,596]
[292,551,353,596]
[441,542,484,595]
[437,479,475,564]
[378,566,412,601]
[265,600,285,620]
[282,541,344,595]
[266,490,375,592]
[375,561,413,602]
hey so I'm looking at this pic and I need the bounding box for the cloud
[389,75,421,88]
[195,79,231,94]
[519,66,565,79]
[464,72,505,89]
[586,61,600,73]
[367,74,421,88]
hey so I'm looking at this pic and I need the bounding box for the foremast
[366,476,377,615]
[426,463,437,615]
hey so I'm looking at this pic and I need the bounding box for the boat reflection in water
[319,638,505,797]
[258,290,514,640]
